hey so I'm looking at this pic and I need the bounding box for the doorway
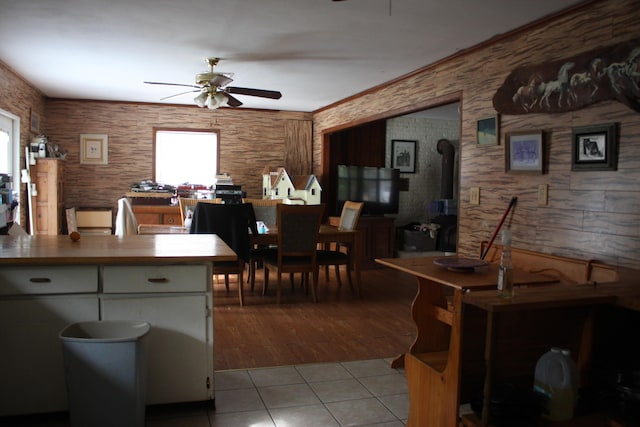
[322,100,461,253]
[0,108,20,227]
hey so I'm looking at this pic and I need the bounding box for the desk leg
[481,311,495,427]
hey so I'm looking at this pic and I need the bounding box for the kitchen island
[0,234,235,416]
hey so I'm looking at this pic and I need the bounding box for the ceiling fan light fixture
[214,92,228,107]
[194,91,208,108]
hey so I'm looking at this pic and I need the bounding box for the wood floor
[213,266,418,371]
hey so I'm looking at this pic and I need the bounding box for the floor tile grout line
[212,358,407,426]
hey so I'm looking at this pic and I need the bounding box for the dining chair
[178,197,222,227]
[243,198,282,292]
[189,202,256,306]
[317,200,363,293]
[115,197,139,236]
[262,204,324,304]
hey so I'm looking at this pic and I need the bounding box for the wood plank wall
[312,0,640,268]
[42,100,311,212]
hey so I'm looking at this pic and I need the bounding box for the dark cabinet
[329,215,395,269]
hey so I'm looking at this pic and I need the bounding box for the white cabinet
[0,265,99,416]
[0,234,226,417]
[101,265,213,405]
[0,295,98,416]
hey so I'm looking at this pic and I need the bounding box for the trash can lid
[59,320,151,343]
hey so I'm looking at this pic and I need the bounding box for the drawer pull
[29,277,52,283]
[147,277,169,284]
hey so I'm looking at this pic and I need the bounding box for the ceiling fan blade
[209,75,234,87]
[160,89,200,101]
[226,86,282,99]
[144,81,200,89]
[224,93,243,107]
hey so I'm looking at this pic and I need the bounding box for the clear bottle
[497,228,514,298]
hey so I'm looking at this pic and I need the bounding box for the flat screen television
[336,165,400,216]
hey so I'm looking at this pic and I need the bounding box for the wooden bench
[480,242,619,285]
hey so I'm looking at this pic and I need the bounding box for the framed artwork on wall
[477,115,499,146]
[391,139,416,173]
[505,131,544,173]
[30,109,40,133]
[80,134,108,165]
[571,123,617,171]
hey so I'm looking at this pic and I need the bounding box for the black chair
[190,202,257,306]
[263,204,324,304]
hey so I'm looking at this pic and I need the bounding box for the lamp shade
[194,91,208,108]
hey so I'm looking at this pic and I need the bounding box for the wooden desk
[252,225,362,297]
[375,256,559,427]
[463,285,617,427]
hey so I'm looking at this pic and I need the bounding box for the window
[154,129,219,187]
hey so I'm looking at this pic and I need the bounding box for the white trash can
[59,320,150,427]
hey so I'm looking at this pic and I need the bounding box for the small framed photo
[30,109,40,133]
[505,131,544,173]
[391,139,416,173]
[477,115,499,146]
[80,134,108,165]
[571,123,617,171]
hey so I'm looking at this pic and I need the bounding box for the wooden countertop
[375,256,558,291]
[0,234,236,265]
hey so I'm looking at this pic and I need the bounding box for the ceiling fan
[144,57,282,109]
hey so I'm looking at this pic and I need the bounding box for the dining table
[251,224,362,297]
[138,222,363,297]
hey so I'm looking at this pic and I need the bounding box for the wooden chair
[243,198,282,292]
[263,204,324,304]
[115,197,139,236]
[317,201,363,293]
[178,197,222,226]
[189,202,255,306]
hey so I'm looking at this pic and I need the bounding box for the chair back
[115,197,138,236]
[244,198,282,227]
[178,197,222,226]
[277,204,324,257]
[338,201,364,231]
[189,202,255,262]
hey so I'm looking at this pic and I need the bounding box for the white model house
[261,167,322,204]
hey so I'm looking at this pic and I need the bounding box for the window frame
[152,127,220,187]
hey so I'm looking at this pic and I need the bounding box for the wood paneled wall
[0,61,46,227]
[312,0,640,268]
[43,100,311,213]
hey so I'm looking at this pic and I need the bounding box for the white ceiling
[0,0,582,112]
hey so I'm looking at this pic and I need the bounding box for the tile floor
[149,358,408,427]
[9,358,409,427]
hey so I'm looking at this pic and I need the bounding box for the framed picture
[391,139,416,173]
[477,115,499,146]
[505,131,544,173]
[30,109,40,133]
[80,134,108,165]
[571,123,617,171]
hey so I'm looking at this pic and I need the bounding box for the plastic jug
[533,347,578,421]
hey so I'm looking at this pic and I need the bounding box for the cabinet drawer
[102,265,209,293]
[0,266,98,295]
